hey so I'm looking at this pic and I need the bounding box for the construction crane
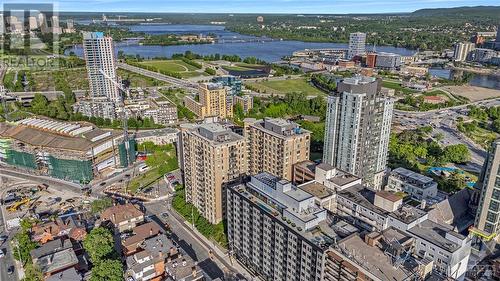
[98,69,129,144]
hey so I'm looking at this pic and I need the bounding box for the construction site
[0,117,137,184]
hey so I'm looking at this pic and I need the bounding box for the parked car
[0,248,5,258]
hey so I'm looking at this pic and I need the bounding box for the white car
[0,249,5,258]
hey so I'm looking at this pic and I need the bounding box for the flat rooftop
[391,167,435,186]
[299,181,334,200]
[335,234,415,281]
[389,205,427,224]
[337,184,389,216]
[408,220,465,253]
[193,123,244,144]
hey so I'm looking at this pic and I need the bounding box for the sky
[1,0,499,14]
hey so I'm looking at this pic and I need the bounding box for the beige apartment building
[178,123,247,224]
[183,83,233,119]
[244,118,310,181]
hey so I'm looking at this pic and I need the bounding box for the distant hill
[412,6,500,19]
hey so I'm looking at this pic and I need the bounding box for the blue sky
[2,0,499,13]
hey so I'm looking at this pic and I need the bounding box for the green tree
[30,94,49,115]
[23,263,43,281]
[90,198,113,214]
[83,227,115,263]
[443,144,470,164]
[89,259,124,281]
[13,231,38,265]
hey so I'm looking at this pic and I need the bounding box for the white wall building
[83,32,119,101]
[347,32,366,59]
[386,167,438,200]
[323,76,393,189]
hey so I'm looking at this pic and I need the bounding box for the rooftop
[389,205,427,224]
[334,234,416,281]
[101,204,143,225]
[337,184,388,216]
[328,170,361,187]
[36,247,79,274]
[245,117,310,138]
[183,122,244,144]
[408,220,465,253]
[391,167,435,187]
[299,181,334,200]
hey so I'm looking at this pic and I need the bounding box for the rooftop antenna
[372,42,377,53]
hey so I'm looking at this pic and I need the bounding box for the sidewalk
[169,209,255,280]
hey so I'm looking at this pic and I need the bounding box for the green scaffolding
[128,138,137,164]
[48,156,93,183]
[118,142,128,168]
[6,149,37,170]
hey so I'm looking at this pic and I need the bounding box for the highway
[117,62,198,90]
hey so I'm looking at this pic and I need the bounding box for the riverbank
[441,85,500,102]
[450,66,500,75]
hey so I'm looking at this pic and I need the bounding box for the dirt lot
[442,85,500,102]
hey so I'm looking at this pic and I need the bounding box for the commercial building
[453,42,475,62]
[323,76,394,189]
[386,167,438,200]
[233,95,253,114]
[244,118,310,181]
[179,123,247,224]
[366,53,377,68]
[212,75,242,96]
[183,83,233,119]
[375,52,401,70]
[347,32,366,59]
[83,32,119,101]
[0,118,135,183]
[472,139,500,241]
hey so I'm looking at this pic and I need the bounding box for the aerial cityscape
[0,1,500,281]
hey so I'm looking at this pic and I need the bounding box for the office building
[348,32,366,59]
[323,76,393,189]
[386,167,438,200]
[179,123,247,224]
[83,32,119,101]
[212,75,242,96]
[473,139,500,241]
[375,52,401,70]
[28,16,38,30]
[453,42,475,62]
[183,83,233,119]
[244,118,310,181]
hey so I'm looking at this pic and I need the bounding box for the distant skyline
[1,0,499,14]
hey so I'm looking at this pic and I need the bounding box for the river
[67,24,416,62]
[429,68,500,90]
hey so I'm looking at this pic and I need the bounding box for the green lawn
[245,78,326,96]
[382,80,418,95]
[139,60,199,72]
[29,68,88,91]
[465,126,497,149]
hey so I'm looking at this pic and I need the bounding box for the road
[117,62,198,90]
[0,178,21,281]
[392,98,500,173]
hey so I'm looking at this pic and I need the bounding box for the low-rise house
[122,222,162,256]
[100,204,144,233]
[30,238,81,278]
[386,167,438,200]
[31,216,87,244]
[46,267,83,281]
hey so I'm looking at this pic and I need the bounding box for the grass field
[138,59,206,79]
[245,78,326,96]
[382,80,418,95]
